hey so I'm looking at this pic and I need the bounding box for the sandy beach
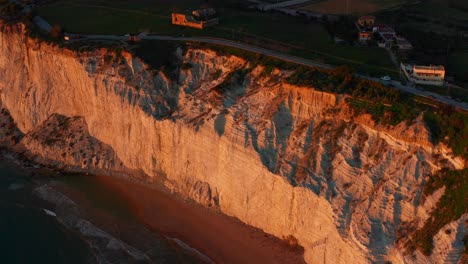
[92,174,306,264]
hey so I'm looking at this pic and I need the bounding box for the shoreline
[0,148,306,264]
[94,173,306,264]
[0,149,199,263]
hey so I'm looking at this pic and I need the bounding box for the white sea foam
[167,236,215,264]
[43,208,57,217]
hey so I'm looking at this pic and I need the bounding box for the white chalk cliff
[0,24,466,263]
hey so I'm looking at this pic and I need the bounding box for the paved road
[81,34,468,110]
[365,76,468,110]
[85,34,334,70]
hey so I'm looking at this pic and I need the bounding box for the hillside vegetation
[407,168,468,255]
[187,42,468,160]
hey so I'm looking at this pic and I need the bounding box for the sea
[0,160,204,264]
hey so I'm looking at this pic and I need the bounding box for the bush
[424,107,468,158]
[408,168,468,255]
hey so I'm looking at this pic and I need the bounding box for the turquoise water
[0,161,203,264]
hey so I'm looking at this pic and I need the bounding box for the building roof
[413,65,445,71]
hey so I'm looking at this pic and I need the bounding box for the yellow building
[172,13,204,29]
[172,10,219,30]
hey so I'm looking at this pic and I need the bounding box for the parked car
[380,75,391,82]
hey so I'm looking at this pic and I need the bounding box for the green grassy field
[37,0,396,75]
[378,0,468,35]
[299,0,411,15]
[448,52,468,85]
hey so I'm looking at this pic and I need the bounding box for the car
[380,76,391,82]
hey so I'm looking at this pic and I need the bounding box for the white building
[401,63,445,86]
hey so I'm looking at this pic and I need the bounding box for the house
[401,63,445,86]
[172,8,219,30]
[357,16,376,28]
[192,8,216,19]
[372,25,397,48]
[172,13,204,29]
[359,31,373,43]
[380,33,395,48]
[356,16,377,44]
[395,36,413,51]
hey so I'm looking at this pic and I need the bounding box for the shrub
[424,107,468,159]
[407,168,468,255]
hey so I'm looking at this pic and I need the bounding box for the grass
[408,1,468,22]
[299,0,411,15]
[408,168,468,256]
[448,52,468,84]
[36,0,396,76]
[37,1,175,35]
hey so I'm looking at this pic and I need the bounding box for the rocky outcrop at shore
[0,23,466,263]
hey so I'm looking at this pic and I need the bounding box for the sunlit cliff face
[0,24,466,264]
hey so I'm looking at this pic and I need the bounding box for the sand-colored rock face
[0,24,465,263]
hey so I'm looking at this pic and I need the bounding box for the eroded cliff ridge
[0,24,466,264]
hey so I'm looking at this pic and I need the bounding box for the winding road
[10,0,467,110]
[81,34,468,110]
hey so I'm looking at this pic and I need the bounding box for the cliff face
[0,24,466,264]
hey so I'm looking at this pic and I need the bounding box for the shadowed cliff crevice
[0,102,23,147]
[18,113,128,174]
